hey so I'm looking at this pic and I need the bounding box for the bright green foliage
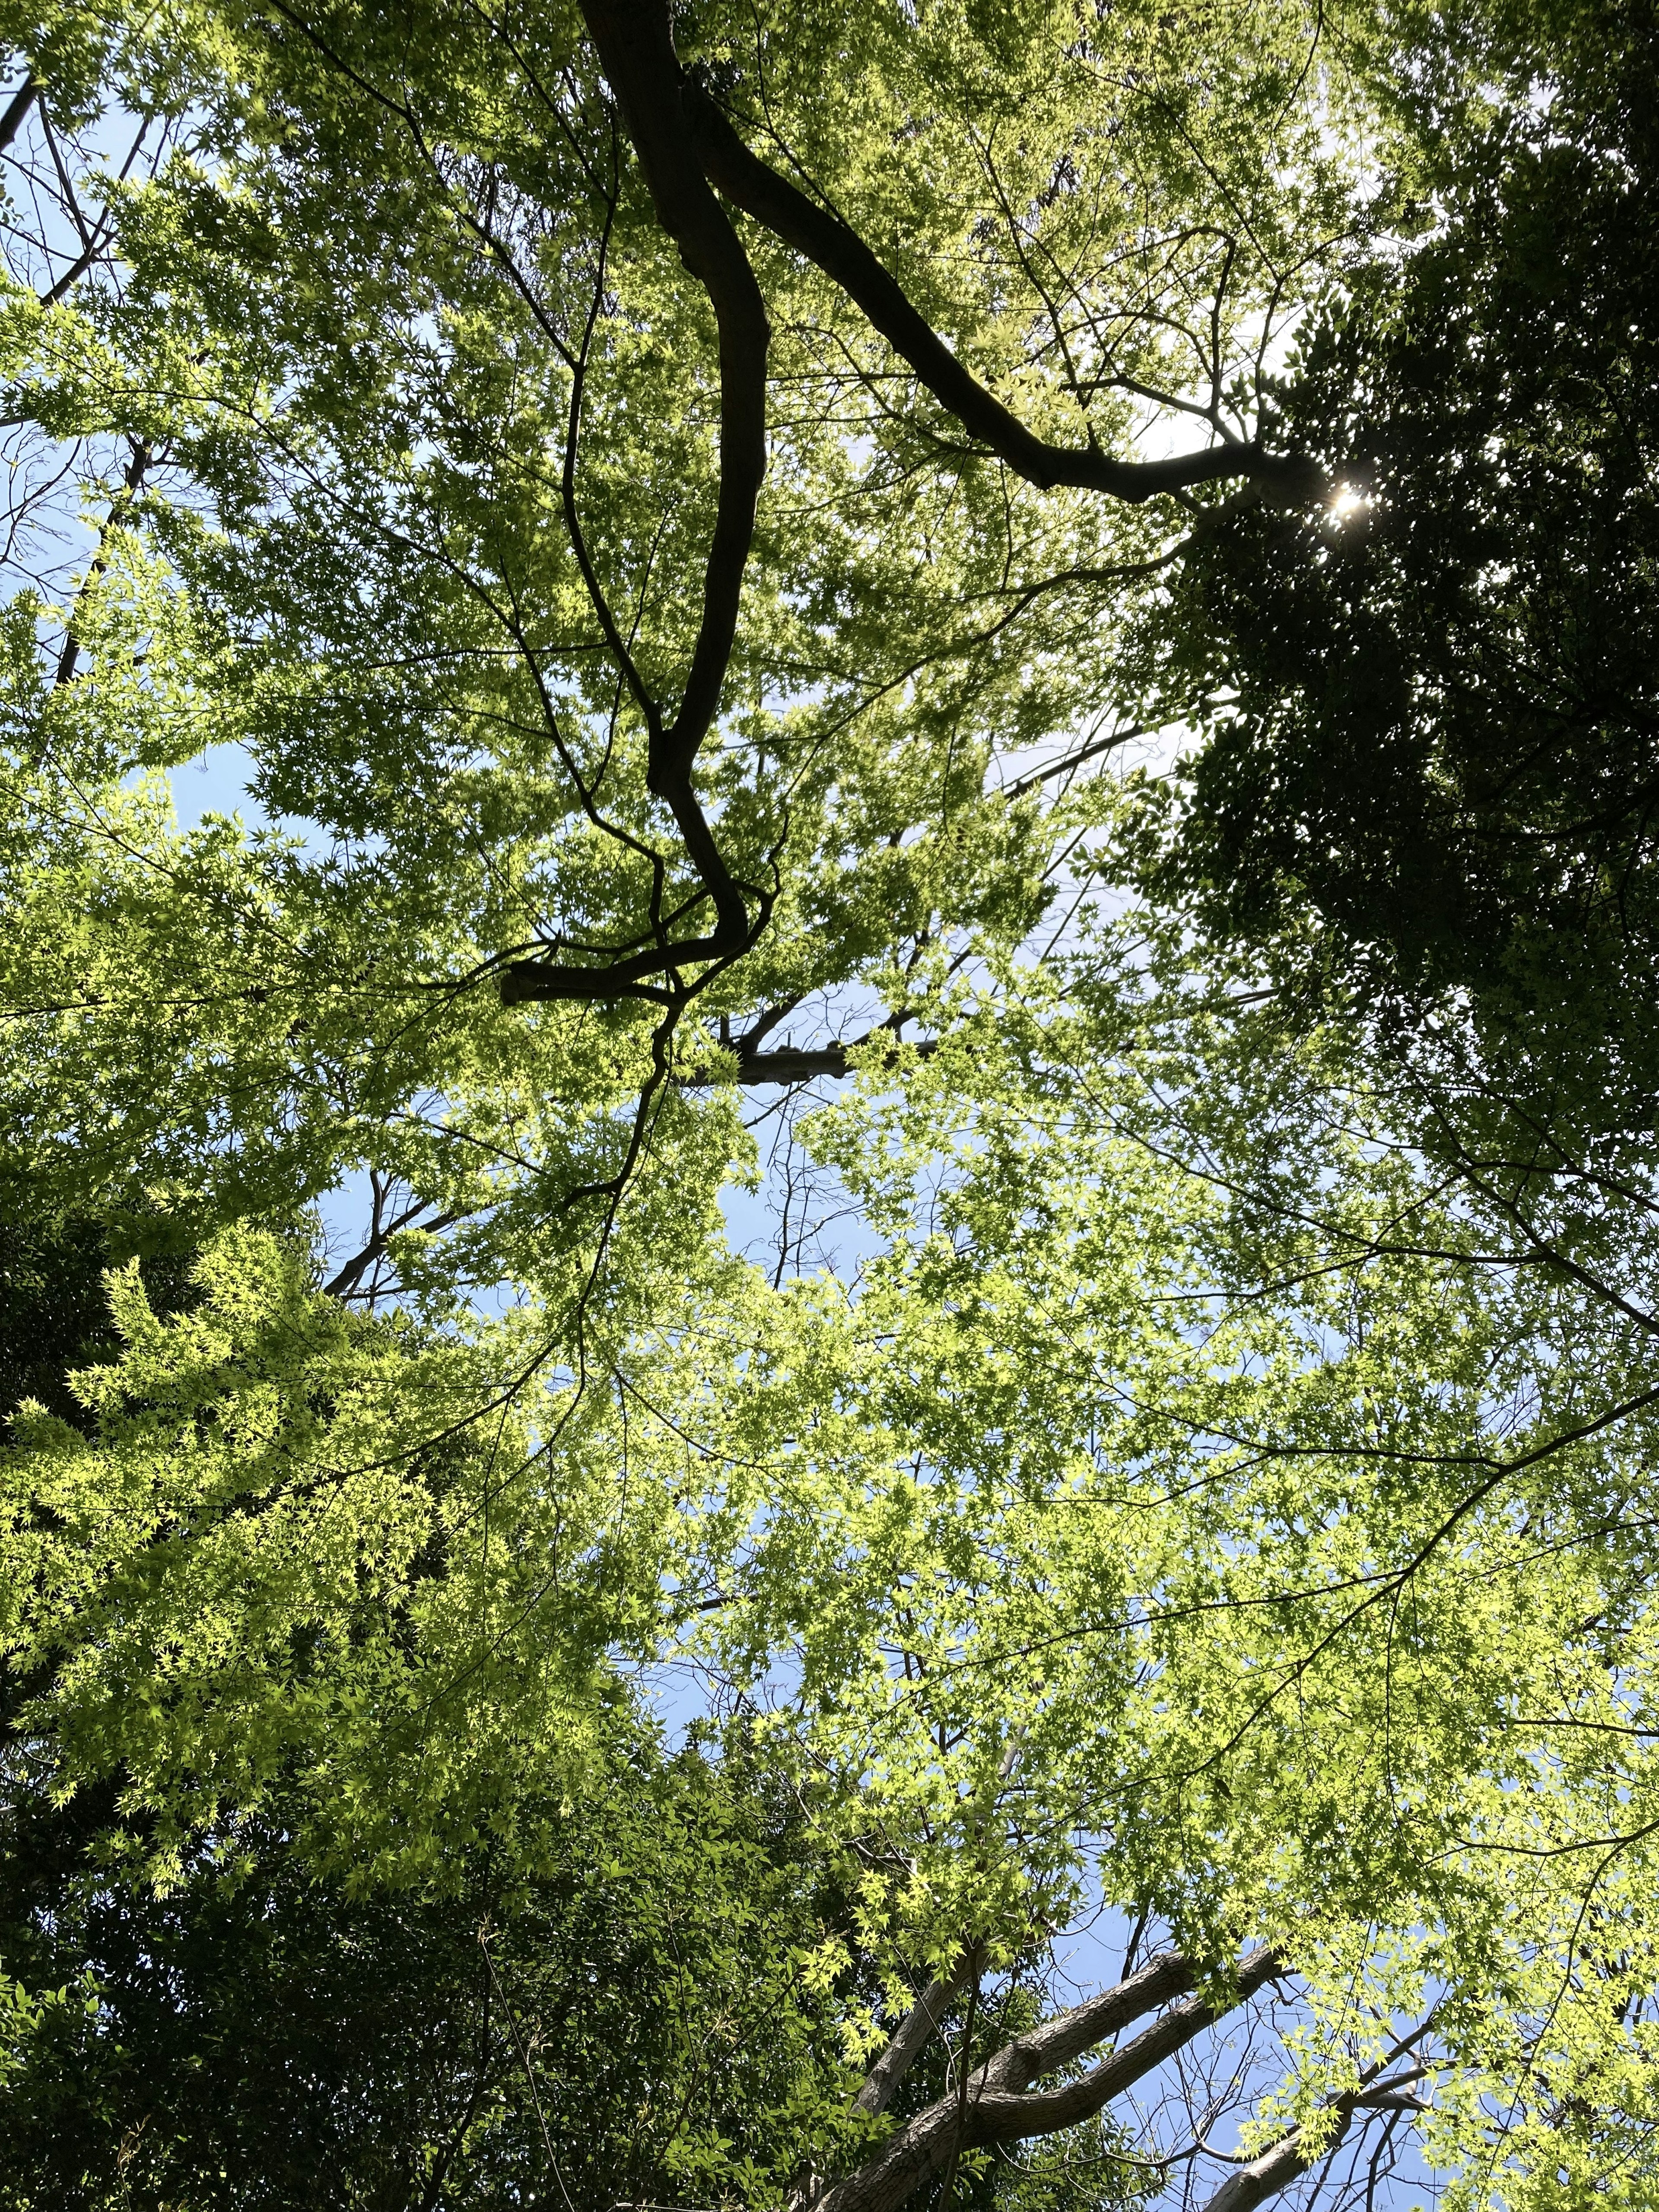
[0,1212,809,1885]
[0,0,1375,1243]
[636,939,1659,2203]
[0,0,1656,2206]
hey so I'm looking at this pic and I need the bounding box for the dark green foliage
[1153,0,1659,1064]
[0,1747,856,2212]
[0,1784,503,2210]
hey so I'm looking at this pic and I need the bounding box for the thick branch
[499,880,780,1001]
[818,1949,1283,2212]
[970,1948,1283,2141]
[675,1038,852,1083]
[502,0,772,1010]
[681,85,1322,508]
[674,1033,939,1086]
[979,1948,1199,2090]
[1201,2102,1356,2212]
[578,0,766,901]
[499,955,677,1007]
[0,74,36,156]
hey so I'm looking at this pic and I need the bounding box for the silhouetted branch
[681,83,1324,508]
[0,73,37,156]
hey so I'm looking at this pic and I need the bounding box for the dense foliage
[1150,0,1659,1068]
[0,1,1656,2208]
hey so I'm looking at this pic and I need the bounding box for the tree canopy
[1,0,1657,2207]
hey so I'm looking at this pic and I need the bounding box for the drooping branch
[680,83,1324,508]
[816,1948,1284,2212]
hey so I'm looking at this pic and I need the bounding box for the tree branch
[674,1029,939,1087]
[504,0,772,1007]
[681,84,1323,507]
[54,436,151,688]
[323,1199,471,1300]
[978,1948,1201,2090]
[856,1945,988,2120]
[1200,2099,1358,2212]
[1198,2022,1436,2207]
[0,74,36,158]
[578,0,766,847]
[817,1949,1284,2212]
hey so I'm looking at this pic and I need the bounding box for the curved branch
[257,0,762,1008]
[681,85,1323,508]
[501,0,773,1007]
[578,0,767,918]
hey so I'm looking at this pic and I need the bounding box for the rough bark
[1200,2104,1355,2212]
[977,1949,1201,2091]
[856,1947,988,2121]
[818,1948,1284,2212]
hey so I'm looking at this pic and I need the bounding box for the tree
[0,0,1363,1250]
[1139,0,1659,1093]
[2,2,1658,2209]
[10,963,1659,2209]
[0,1213,871,2210]
[1,1737,866,2211]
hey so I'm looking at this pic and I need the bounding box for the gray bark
[817,1949,1284,2212]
